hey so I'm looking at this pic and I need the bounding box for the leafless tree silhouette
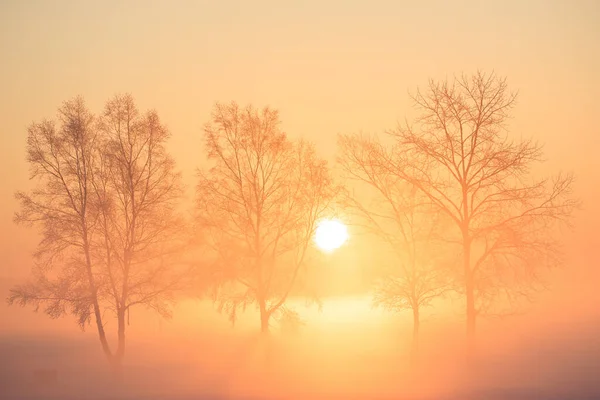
[338,133,454,366]
[9,95,188,378]
[196,102,337,334]
[377,72,578,359]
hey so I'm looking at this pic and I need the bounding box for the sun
[314,219,349,253]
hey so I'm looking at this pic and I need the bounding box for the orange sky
[1,0,599,304]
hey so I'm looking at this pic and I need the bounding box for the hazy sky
[1,0,599,300]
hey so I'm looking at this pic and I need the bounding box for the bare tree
[196,102,337,334]
[338,134,453,366]
[9,95,187,378]
[379,72,578,358]
[93,94,188,372]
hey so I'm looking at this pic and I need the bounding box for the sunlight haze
[1,1,599,399]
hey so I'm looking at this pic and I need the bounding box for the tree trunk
[83,231,113,363]
[92,301,112,357]
[259,300,270,334]
[108,308,127,382]
[466,281,476,360]
[91,301,122,381]
[464,239,476,363]
[410,306,420,368]
[116,308,126,360]
[257,300,274,372]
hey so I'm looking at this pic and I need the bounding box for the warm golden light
[314,219,349,252]
[1,3,596,398]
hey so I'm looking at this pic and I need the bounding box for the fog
[2,294,600,399]
[2,1,600,399]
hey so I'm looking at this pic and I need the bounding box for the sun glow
[314,219,349,252]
